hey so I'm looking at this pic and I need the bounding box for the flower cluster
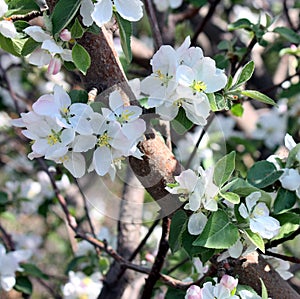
[23,26,73,75]
[12,86,146,179]
[185,274,267,299]
[0,243,31,292]
[166,167,219,235]
[141,36,227,125]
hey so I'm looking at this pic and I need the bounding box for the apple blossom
[0,0,17,38]
[279,168,300,198]
[238,192,280,239]
[153,0,183,12]
[185,284,202,299]
[91,0,143,28]
[0,244,31,292]
[59,29,72,42]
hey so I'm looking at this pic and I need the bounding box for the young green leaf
[114,12,132,63]
[22,263,49,280]
[213,151,236,187]
[234,60,255,87]
[169,210,187,253]
[72,43,91,75]
[231,103,244,117]
[71,18,85,39]
[21,38,40,56]
[193,210,239,249]
[14,276,33,295]
[51,0,81,35]
[247,161,283,189]
[241,90,277,106]
[273,27,300,44]
[219,191,240,204]
[0,34,26,57]
[273,188,297,214]
[260,279,269,299]
[244,229,265,252]
[171,107,193,135]
[228,18,252,31]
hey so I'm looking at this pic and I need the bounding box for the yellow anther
[46,130,62,145]
[117,110,135,123]
[97,132,111,147]
[191,80,207,93]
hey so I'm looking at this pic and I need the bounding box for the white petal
[91,0,113,27]
[122,119,145,140]
[73,135,97,152]
[238,203,249,219]
[60,49,73,61]
[33,94,57,116]
[245,191,261,213]
[93,146,112,176]
[109,90,124,112]
[176,65,194,87]
[170,0,183,9]
[23,26,51,42]
[228,239,243,258]
[153,0,168,12]
[156,103,178,121]
[279,168,300,191]
[42,39,64,54]
[80,0,94,27]
[0,0,8,17]
[53,85,71,110]
[115,0,143,22]
[28,49,51,66]
[284,133,296,151]
[61,128,75,145]
[188,212,207,235]
[1,275,16,291]
[0,20,17,38]
[64,152,86,178]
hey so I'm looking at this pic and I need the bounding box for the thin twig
[143,0,163,50]
[266,227,300,249]
[191,0,222,46]
[264,251,300,264]
[283,0,297,31]
[166,257,190,275]
[0,222,15,251]
[141,217,171,299]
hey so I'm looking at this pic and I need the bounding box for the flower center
[155,70,173,86]
[97,132,111,147]
[58,155,69,163]
[191,80,207,93]
[117,109,135,123]
[47,130,62,145]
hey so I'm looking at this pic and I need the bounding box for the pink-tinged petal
[47,57,62,75]
[93,146,112,176]
[28,49,51,67]
[0,20,17,38]
[185,285,202,299]
[23,26,51,42]
[53,85,71,110]
[32,94,57,116]
[115,0,143,22]
[220,275,238,291]
[59,29,71,41]
[64,152,86,178]
[91,0,113,27]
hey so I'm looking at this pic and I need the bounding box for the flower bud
[60,29,71,42]
[47,57,62,75]
[220,275,238,291]
[185,285,202,299]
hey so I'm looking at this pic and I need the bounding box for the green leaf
[0,191,9,205]
[241,90,277,106]
[219,191,240,204]
[221,178,272,205]
[14,276,32,295]
[260,279,268,299]
[72,43,91,75]
[114,12,132,63]
[231,103,244,117]
[99,257,110,274]
[171,107,194,134]
[22,263,49,280]
[69,89,88,103]
[213,151,236,187]
[51,0,81,35]
[273,188,297,214]
[286,144,300,168]
[247,161,283,188]
[228,18,252,31]
[193,210,239,249]
[165,288,186,299]
[234,61,255,86]
[71,18,85,39]
[21,38,40,56]
[13,21,30,31]
[244,229,265,252]
[0,34,26,56]
[273,212,300,240]
[188,0,207,7]
[273,27,300,44]
[169,210,187,253]
[6,0,39,16]
[207,93,229,111]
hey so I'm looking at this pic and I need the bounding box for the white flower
[153,0,183,12]
[0,244,31,292]
[80,0,94,26]
[238,192,280,239]
[0,0,17,38]
[284,133,297,151]
[238,290,263,299]
[279,168,300,198]
[62,271,102,299]
[32,85,94,135]
[23,25,73,73]
[91,0,143,27]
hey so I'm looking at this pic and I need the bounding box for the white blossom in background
[141,36,227,125]
[0,244,31,292]
[279,168,300,198]
[153,0,183,12]
[92,0,143,28]
[23,25,73,75]
[0,0,17,38]
[62,271,102,299]
[238,192,280,239]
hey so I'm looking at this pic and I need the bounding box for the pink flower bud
[60,29,72,42]
[220,275,238,291]
[47,57,62,75]
[185,285,202,299]
[145,253,155,263]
